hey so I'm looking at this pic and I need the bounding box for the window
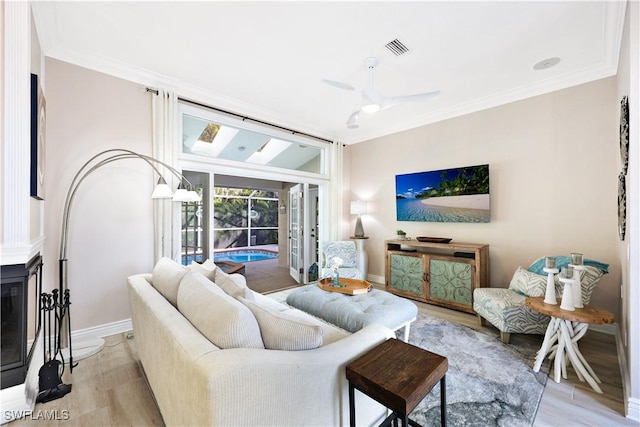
[181,171,208,265]
[213,188,279,249]
[182,111,325,174]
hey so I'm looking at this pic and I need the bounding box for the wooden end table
[525,297,615,394]
[346,338,448,427]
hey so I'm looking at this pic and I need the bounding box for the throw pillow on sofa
[152,257,189,307]
[508,267,547,297]
[188,259,217,281]
[215,269,254,301]
[178,272,264,349]
[241,298,323,351]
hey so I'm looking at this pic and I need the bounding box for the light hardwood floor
[11,282,637,426]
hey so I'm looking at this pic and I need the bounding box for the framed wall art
[395,164,490,223]
[30,73,46,200]
[620,96,629,175]
[618,172,626,241]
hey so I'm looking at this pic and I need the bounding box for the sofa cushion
[152,257,188,307]
[508,267,547,297]
[473,288,550,334]
[215,269,254,301]
[188,259,217,281]
[241,298,323,351]
[178,272,264,349]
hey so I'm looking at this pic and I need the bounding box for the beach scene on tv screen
[396,164,490,223]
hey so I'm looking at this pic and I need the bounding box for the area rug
[403,315,549,427]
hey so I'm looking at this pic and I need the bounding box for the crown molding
[31,1,626,147]
[41,42,340,143]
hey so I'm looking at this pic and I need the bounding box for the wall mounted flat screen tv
[396,164,490,223]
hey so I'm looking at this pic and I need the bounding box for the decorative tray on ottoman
[317,278,372,295]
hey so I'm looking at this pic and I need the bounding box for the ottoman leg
[403,323,411,342]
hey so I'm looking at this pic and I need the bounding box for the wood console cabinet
[385,240,489,314]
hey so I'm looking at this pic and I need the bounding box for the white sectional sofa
[127,257,394,426]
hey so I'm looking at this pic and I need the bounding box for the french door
[289,184,302,281]
[288,184,319,283]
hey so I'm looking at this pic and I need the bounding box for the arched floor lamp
[58,149,200,366]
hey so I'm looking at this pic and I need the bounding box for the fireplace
[1,255,42,389]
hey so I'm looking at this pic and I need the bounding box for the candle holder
[569,264,585,308]
[559,266,576,311]
[570,252,583,266]
[544,256,557,269]
[543,267,559,304]
[559,276,575,311]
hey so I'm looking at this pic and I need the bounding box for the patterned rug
[403,315,549,427]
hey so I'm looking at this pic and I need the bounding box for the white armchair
[320,240,366,280]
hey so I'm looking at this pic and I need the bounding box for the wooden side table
[346,338,448,427]
[525,297,615,394]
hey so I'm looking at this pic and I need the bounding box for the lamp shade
[151,177,174,199]
[350,200,367,215]
[172,188,190,202]
[185,190,202,202]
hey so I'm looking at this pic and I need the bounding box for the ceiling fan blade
[346,110,360,129]
[363,88,384,106]
[322,79,355,91]
[387,90,441,105]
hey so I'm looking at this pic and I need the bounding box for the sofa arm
[197,323,395,426]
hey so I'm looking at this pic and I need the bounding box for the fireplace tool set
[36,289,74,403]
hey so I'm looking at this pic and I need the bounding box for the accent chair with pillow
[473,257,607,344]
[320,240,365,280]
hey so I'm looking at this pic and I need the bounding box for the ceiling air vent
[385,39,409,56]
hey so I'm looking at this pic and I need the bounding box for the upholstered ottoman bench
[286,285,418,341]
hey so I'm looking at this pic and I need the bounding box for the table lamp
[350,200,367,238]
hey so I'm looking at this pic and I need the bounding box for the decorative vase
[332,267,340,287]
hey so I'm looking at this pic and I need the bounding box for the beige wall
[43,58,154,330]
[347,77,621,320]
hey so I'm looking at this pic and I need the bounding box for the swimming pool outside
[214,249,278,263]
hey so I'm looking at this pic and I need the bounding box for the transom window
[182,113,324,174]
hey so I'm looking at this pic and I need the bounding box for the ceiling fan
[323,57,441,129]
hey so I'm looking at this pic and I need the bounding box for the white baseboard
[367,273,384,285]
[71,318,133,342]
[628,397,640,422]
[588,323,617,334]
[611,323,640,422]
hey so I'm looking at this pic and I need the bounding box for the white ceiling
[31,1,626,145]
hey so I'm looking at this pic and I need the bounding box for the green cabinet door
[388,252,425,298]
[428,258,473,308]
